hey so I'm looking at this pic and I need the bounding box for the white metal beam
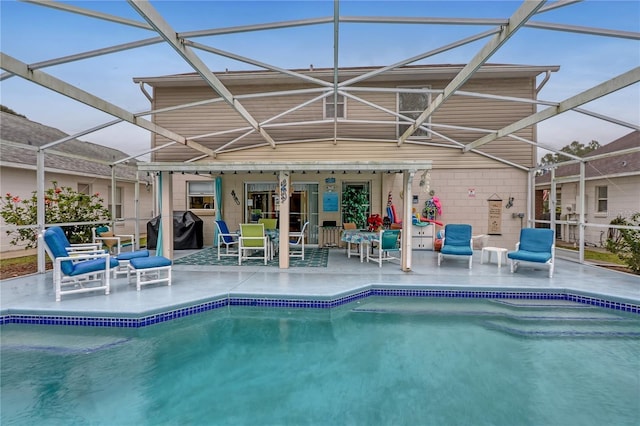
[398,0,547,145]
[464,66,640,152]
[0,53,215,157]
[127,0,277,148]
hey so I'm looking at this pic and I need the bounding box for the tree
[539,140,600,168]
[606,214,640,274]
[342,187,369,228]
[1,181,111,249]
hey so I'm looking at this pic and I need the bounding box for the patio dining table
[341,229,379,262]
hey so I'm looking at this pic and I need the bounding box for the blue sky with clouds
[1,0,638,159]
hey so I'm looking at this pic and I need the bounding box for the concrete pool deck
[1,248,639,320]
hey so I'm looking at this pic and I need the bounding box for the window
[596,186,608,213]
[324,94,345,119]
[108,186,123,219]
[77,183,92,195]
[188,181,214,209]
[397,87,432,138]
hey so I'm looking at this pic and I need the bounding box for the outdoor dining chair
[289,221,309,259]
[215,220,239,260]
[367,229,401,267]
[239,223,269,265]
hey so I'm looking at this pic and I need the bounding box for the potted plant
[367,214,383,232]
[342,187,369,229]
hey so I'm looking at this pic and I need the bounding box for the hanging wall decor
[487,193,502,235]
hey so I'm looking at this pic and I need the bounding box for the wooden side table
[481,246,508,268]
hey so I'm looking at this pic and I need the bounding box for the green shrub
[606,213,640,274]
[1,181,111,248]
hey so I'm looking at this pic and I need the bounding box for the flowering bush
[0,181,111,248]
[367,214,383,232]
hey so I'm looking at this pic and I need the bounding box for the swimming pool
[2,297,639,425]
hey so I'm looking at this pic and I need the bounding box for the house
[134,64,556,265]
[535,130,640,246]
[0,111,154,254]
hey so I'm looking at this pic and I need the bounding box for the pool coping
[2,284,638,328]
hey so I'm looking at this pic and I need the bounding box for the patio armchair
[367,229,401,267]
[239,223,269,265]
[92,225,134,255]
[289,221,309,259]
[215,220,239,260]
[42,227,119,302]
[437,224,473,269]
[508,228,555,278]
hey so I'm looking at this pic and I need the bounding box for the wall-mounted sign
[488,198,502,235]
[323,192,339,212]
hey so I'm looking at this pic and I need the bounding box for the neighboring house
[135,64,554,250]
[535,130,640,246]
[0,111,154,254]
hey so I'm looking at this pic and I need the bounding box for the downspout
[535,70,552,95]
[138,82,153,102]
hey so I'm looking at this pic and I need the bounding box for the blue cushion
[519,228,554,253]
[117,250,150,261]
[49,226,71,247]
[441,245,473,256]
[508,250,552,263]
[44,229,73,275]
[69,257,119,276]
[130,256,172,270]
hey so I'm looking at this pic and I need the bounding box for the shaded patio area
[1,248,638,324]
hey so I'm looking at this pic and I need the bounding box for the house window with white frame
[596,186,608,213]
[397,87,432,139]
[188,181,215,209]
[108,186,123,219]
[324,94,345,119]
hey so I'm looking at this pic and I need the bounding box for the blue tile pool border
[1,288,638,328]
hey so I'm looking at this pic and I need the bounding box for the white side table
[481,246,508,268]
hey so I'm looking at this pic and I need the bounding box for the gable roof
[536,130,640,184]
[0,111,144,181]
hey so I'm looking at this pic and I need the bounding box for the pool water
[2,297,639,425]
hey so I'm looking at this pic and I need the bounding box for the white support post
[401,171,414,271]
[278,171,291,268]
[134,171,140,250]
[578,162,586,263]
[550,168,557,240]
[37,149,45,273]
[161,171,173,259]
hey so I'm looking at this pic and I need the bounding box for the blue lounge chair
[48,226,102,253]
[437,224,473,269]
[367,229,401,267]
[508,228,555,278]
[42,228,119,301]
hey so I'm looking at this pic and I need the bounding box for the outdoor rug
[174,247,329,267]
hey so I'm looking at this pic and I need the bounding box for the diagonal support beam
[0,52,215,158]
[398,0,546,145]
[127,0,277,148]
[464,66,640,152]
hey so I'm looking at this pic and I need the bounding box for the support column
[578,162,586,264]
[401,171,414,271]
[160,171,173,259]
[37,149,45,273]
[278,171,290,269]
[134,171,140,250]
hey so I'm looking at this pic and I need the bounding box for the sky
[1,0,638,161]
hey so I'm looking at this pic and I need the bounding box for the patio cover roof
[0,0,638,169]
